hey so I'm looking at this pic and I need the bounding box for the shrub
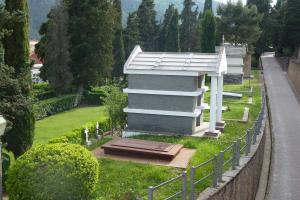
[83,86,109,105]
[33,94,82,120]
[6,143,99,200]
[48,120,110,144]
[33,83,55,100]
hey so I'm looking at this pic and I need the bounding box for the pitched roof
[124,46,227,76]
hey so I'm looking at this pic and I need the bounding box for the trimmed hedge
[33,83,55,100]
[48,120,110,145]
[6,143,99,200]
[83,86,108,105]
[33,94,82,120]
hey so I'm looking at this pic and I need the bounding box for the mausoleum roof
[124,46,227,76]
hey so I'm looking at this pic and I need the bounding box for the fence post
[236,138,241,166]
[190,167,195,200]
[182,171,187,200]
[219,151,224,182]
[245,129,251,156]
[232,142,237,170]
[148,186,154,200]
[213,155,218,188]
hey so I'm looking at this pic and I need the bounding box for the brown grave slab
[101,138,183,160]
[93,147,196,169]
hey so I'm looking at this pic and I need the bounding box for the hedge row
[82,86,108,105]
[33,83,56,100]
[48,120,110,145]
[33,94,82,120]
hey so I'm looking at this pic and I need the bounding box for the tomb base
[203,130,221,138]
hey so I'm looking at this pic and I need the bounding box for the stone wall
[224,74,243,84]
[287,59,300,95]
[243,53,252,78]
[197,119,266,200]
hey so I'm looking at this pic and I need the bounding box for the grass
[91,71,262,200]
[34,106,107,144]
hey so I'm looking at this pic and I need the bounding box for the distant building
[29,40,44,83]
[216,45,247,84]
[123,46,227,138]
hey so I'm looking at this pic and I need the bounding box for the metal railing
[147,90,267,200]
[148,171,187,200]
[190,155,217,200]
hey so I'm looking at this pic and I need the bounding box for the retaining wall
[287,59,300,95]
[197,118,266,200]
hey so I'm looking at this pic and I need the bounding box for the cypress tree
[124,12,140,58]
[203,0,212,12]
[112,0,125,80]
[66,0,115,90]
[137,0,157,51]
[284,0,300,50]
[41,1,73,94]
[160,5,180,52]
[201,10,215,53]
[180,0,199,52]
[2,0,35,157]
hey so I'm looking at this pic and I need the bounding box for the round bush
[6,143,99,200]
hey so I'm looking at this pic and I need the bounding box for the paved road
[262,55,300,200]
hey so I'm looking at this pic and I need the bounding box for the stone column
[208,76,217,132]
[216,75,225,132]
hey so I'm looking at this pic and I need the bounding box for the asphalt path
[262,54,300,200]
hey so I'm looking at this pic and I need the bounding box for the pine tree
[180,0,199,52]
[41,1,73,94]
[201,10,215,53]
[137,0,157,51]
[217,1,262,53]
[284,0,300,50]
[203,0,212,12]
[159,4,180,52]
[2,0,35,157]
[124,12,140,58]
[112,0,125,80]
[66,0,115,90]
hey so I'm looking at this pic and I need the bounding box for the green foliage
[201,10,215,53]
[33,94,81,120]
[66,0,115,89]
[33,83,55,100]
[83,87,108,105]
[48,120,110,145]
[203,0,212,12]
[2,148,15,192]
[112,0,125,79]
[124,11,140,58]
[247,0,271,13]
[137,0,157,51]
[217,1,262,53]
[6,143,99,200]
[38,1,73,94]
[103,86,127,135]
[284,0,300,47]
[180,0,199,52]
[159,4,180,52]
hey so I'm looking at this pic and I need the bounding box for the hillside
[26,0,220,39]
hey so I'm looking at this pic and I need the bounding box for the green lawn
[91,71,262,200]
[34,106,107,144]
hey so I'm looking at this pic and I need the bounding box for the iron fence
[147,90,267,200]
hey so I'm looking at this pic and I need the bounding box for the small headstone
[84,128,92,146]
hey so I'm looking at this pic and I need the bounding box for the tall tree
[137,0,157,51]
[217,1,262,53]
[66,0,115,90]
[112,0,125,80]
[159,4,180,52]
[203,0,212,12]
[180,0,199,52]
[38,1,73,94]
[1,1,35,157]
[247,0,271,56]
[284,0,300,54]
[124,12,140,58]
[201,10,215,53]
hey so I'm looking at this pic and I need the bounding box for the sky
[217,0,277,6]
